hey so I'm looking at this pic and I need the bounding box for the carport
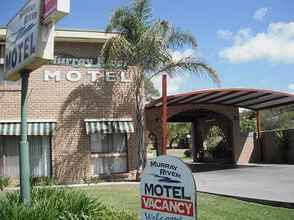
[145,88,294,164]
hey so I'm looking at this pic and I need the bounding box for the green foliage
[0,188,137,220]
[184,149,192,158]
[239,106,294,132]
[203,126,231,161]
[103,0,220,82]
[168,123,191,148]
[261,105,294,131]
[240,110,256,133]
[240,118,256,133]
[205,126,225,152]
[0,176,10,191]
[31,176,55,186]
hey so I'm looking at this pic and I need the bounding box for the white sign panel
[5,0,54,81]
[140,155,197,220]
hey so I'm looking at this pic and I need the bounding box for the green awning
[0,121,56,136]
[85,119,134,135]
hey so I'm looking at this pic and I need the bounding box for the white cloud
[151,74,187,96]
[219,22,294,63]
[217,30,233,40]
[234,28,252,44]
[289,84,294,90]
[253,7,269,21]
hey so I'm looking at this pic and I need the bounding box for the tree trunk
[134,72,146,180]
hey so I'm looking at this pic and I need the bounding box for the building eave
[0,27,118,43]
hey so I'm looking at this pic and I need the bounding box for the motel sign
[4,0,69,81]
[4,0,54,81]
[140,155,197,220]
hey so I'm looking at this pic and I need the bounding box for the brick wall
[0,42,138,183]
[260,129,294,164]
[237,129,294,164]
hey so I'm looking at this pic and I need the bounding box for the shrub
[0,176,10,191]
[31,176,55,186]
[0,188,137,220]
[184,149,192,158]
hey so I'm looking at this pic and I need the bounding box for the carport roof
[146,88,294,111]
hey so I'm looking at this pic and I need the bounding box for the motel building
[1,27,294,185]
[0,28,139,183]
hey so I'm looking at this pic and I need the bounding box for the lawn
[80,184,294,220]
[148,148,193,161]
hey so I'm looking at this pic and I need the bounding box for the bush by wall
[0,188,137,220]
[31,176,56,186]
[0,176,10,191]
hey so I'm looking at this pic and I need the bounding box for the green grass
[80,184,294,220]
[148,148,193,161]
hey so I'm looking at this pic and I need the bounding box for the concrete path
[193,164,294,205]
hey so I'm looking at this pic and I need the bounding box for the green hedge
[0,188,137,220]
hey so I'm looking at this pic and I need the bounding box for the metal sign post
[19,71,31,204]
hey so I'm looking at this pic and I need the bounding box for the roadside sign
[4,0,71,81]
[140,155,197,220]
[4,0,55,81]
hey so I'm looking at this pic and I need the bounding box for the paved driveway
[193,164,294,204]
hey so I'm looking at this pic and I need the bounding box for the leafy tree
[240,109,256,133]
[239,106,294,132]
[261,105,294,130]
[102,0,220,176]
[168,123,191,149]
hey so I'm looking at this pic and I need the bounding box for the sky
[1,0,294,95]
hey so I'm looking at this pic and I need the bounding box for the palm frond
[101,35,133,64]
[165,57,220,86]
[106,7,132,32]
[168,28,197,49]
[104,0,220,86]
[132,0,152,24]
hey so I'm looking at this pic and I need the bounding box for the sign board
[140,155,197,220]
[43,0,70,24]
[4,0,54,81]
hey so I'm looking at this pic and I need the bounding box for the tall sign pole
[4,0,70,204]
[19,71,31,204]
[162,74,167,155]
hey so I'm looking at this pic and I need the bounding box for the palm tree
[102,0,220,177]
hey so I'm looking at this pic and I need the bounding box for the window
[0,136,51,177]
[90,133,128,176]
[90,133,127,153]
